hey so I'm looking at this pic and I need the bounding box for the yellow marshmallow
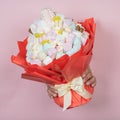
[58,28,63,34]
[41,40,50,46]
[34,32,45,38]
[53,16,61,22]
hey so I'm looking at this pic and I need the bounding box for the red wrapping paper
[11,18,96,109]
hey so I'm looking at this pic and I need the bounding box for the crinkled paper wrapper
[11,18,96,109]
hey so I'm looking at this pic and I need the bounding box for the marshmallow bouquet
[11,9,96,110]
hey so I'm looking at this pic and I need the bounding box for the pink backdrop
[0,0,120,120]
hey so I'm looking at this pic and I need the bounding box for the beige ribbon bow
[54,76,92,111]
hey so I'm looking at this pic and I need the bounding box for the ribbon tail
[77,89,92,99]
[63,91,71,111]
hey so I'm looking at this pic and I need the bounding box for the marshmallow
[56,52,65,59]
[63,42,72,52]
[32,50,39,59]
[48,48,57,56]
[41,8,55,21]
[43,56,53,65]
[34,32,45,38]
[66,37,82,56]
[81,31,89,45]
[38,52,47,61]
[30,22,43,34]
[36,44,43,51]
[69,22,76,31]
[64,18,73,26]
[66,49,76,56]
[30,24,37,34]
[26,51,33,58]
[26,9,89,66]
[52,14,64,28]
[51,41,57,48]
[28,58,41,65]
[63,33,75,52]
[43,43,52,53]
[56,45,63,52]
[47,31,56,40]
[73,31,82,38]
[73,37,82,50]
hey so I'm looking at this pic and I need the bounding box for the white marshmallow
[43,56,53,65]
[56,52,65,59]
[38,52,47,61]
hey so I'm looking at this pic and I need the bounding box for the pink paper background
[0,0,120,120]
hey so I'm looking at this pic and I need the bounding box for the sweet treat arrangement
[11,8,96,111]
[26,9,89,66]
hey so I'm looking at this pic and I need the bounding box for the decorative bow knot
[54,76,92,111]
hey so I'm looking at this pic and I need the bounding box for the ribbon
[54,76,92,111]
